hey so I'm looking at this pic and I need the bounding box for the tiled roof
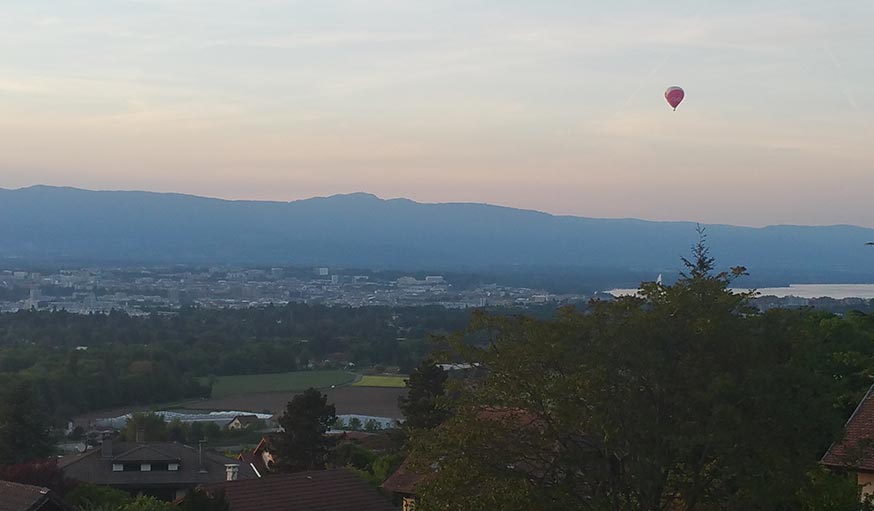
[236,452,268,478]
[203,469,397,511]
[822,385,874,471]
[0,480,68,511]
[380,459,422,495]
[112,445,180,463]
[60,442,256,488]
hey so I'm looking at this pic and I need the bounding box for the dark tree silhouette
[0,381,54,465]
[273,388,337,472]
[399,359,449,431]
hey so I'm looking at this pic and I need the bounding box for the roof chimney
[198,440,208,474]
[101,438,113,459]
[225,463,240,481]
[136,428,145,444]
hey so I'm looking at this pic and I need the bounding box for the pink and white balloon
[664,86,685,111]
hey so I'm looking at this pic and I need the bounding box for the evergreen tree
[399,359,449,431]
[0,381,54,465]
[273,388,336,472]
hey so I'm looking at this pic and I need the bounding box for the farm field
[353,375,407,388]
[206,370,356,398]
[181,386,407,418]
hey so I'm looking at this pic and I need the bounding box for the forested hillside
[0,304,469,418]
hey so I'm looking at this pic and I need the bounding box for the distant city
[3,265,874,316]
[0,266,587,315]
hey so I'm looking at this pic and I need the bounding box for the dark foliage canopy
[409,245,874,511]
[274,388,337,472]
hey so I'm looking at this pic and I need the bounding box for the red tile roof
[822,385,874,471]
[203,469,397,511]
[380,459,422,496]
[236,452,268,478]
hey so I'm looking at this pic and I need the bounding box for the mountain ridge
[5,185,869,230]
[1,185,873,285]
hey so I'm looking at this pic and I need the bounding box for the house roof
[236,435,279,477]
[0,480,70,511]
[112,445,180,463]
[823,384,874,471]
[60,441,256,488]
[230,415,260,424]
[202,469,397,511]
[380,458,421,495]
[252,434,279,455]
[236,452,268,478]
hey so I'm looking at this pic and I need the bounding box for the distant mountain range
[2,185,873,287]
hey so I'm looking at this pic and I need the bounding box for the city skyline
[2,1,873,227]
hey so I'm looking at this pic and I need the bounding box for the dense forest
[0,304,471,419]
[405,243,874,510]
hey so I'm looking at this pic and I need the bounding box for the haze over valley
[3,185,873,289]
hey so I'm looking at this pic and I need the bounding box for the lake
[608,284,874,300]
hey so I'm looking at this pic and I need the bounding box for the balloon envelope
[665,86,684,110]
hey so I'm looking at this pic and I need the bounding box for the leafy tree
[203,421,222,442]
[332,442,377,470]
[371,452,405,483]
[66,483,133,510]
[187,421,205,446]
[398,359,449,431]
[339,447,405,487]
[168,418,187,443]
[178,489,230,511]
[68,425,86,440]
[0,380,54,465]
[120,496,174,511]
[410,237,869,511]
[798,468,874,511]
[120,412,167,442]
[273,388,337,472]
[348,417,363,431]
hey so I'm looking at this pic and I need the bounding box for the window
[169,463,180,471]
[141,464,151,472]
[112,464,123,472]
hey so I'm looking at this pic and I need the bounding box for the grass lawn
[206,370,357,398]
[352,375,408,388]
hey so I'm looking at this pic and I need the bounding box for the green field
[352,375,408,388]
[207,370,357,398]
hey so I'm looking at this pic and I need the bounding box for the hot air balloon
[665,86,684,110]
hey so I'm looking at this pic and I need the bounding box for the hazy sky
[1,0,873,227]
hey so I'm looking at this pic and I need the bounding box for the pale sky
[1,0,873,227]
